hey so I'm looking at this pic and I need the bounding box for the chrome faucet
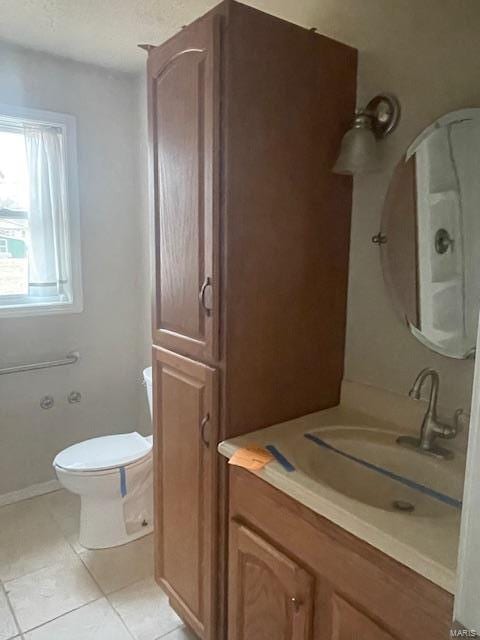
[396,368,458,460]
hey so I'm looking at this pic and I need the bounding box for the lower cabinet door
[328,593,399,640]
[153,347,218,640]
[228,521,314,640]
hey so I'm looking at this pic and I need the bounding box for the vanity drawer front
[228,467,453,640]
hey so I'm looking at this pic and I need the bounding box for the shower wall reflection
[382,109,480,359]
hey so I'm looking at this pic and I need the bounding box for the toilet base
[79,492,153,549]
[54,435,154,550]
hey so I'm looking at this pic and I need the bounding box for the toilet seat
[54,432,152,473]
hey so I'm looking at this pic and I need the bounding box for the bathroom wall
[238,0,480,416]
[134,72,152,433]
[0,43,149,495]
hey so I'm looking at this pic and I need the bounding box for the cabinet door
[229,522,314,640]
[328,593,399,640]
[147,15,220,361]
[153,347,218,639]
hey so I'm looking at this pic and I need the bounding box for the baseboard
[0,479,61,508]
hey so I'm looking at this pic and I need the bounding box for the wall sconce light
[333,94,401,175]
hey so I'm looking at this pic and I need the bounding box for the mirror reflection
[381,108,480,359]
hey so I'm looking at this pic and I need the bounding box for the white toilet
[53,367,154,549]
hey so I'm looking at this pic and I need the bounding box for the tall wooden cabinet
[147,2,357,639]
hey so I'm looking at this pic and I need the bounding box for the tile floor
[0,490,196,640]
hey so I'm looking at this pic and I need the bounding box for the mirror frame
[380,108,480,359]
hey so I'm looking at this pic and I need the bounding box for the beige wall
[242,0,480,415]
[135,73,152,432]
[0,44,149,494]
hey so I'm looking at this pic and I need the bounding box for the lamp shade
[333,119,381,175]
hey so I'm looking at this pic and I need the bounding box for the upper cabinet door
[147,15,220,361]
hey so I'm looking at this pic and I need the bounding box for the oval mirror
[381,108,480,359]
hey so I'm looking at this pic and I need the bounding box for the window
[0,104,82,317]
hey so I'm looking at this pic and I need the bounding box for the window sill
[0,299,83,319]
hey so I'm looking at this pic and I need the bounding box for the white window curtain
[24,125,70,300]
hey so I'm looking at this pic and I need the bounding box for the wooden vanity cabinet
[229,467,454,640]
[147,2,357,638]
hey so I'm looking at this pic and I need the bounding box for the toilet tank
[143,367,153,418]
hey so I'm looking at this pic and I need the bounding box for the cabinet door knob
[199,277,213,316]
[200,413,210,447]
[291,597,302,612]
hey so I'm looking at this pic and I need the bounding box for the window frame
[0,103,83,318]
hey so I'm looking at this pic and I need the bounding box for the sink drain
[392,500,415,513]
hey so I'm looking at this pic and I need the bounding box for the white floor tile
[109,577,182,640]
[79,534,153,594]
[5,556,101,632]
[23,598,132,640]
[161,626,197,640]
[0,585,18,640]
[40,490,82,553]
[0,498,76,582]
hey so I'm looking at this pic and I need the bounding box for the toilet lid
[54,432,152,472]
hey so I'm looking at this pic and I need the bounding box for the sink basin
[292,426,463,517]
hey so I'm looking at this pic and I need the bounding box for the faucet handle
[434,408,467,440]
[453,408,469,434]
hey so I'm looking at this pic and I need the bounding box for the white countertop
[218,387,464,594]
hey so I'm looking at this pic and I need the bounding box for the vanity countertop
[218,394,464,594]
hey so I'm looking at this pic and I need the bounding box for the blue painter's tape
[119,466,127,498]
[304,433,462,510]
[265,444,295,472]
